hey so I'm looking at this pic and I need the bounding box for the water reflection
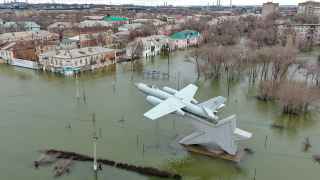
[165,155,248,180]
[1,50,320,180]
[34,64,117,82]
[272,113,316,137]
[0,64,33,80]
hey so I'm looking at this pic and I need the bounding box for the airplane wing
[144,97,186,120]
[174,84,198,102]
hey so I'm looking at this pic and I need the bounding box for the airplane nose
[134,83,140,88]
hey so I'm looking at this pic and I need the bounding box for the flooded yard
[0,50,320,180]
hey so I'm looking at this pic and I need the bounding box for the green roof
[170,30,200,40]
[104,16,128,22]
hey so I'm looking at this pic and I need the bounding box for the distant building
[0,30,59,44]
[47,22,80,41]
[39,47,117,75]
[262,2,279,17]
[118,23,143,31]
[207,15,242,26]
[0,21,40,32]
[0,21,17,30]
[69,30,114,48]
[170,30,201,49]
[0,43,15,64]
[48,22,77,32]
[103,16,129,25]
[58,38,79,50]
[160,15,175,24]
[113,31,130,48]
[278,23,320,45]
[0,40,58,69]
[126,35,170,58]
[133,19,166,27]
[84,16,104,20]
[23,21,41,31]
[298,1,320,17]
[158,24,182,36]
[79,20,112,28]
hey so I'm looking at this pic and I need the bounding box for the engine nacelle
[146,96,163,106]
[163,86,178,95]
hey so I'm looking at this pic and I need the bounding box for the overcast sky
[11,0,312,6]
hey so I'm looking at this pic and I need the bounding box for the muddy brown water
[0,51,320,180]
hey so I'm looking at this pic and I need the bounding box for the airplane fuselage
[136,83,213,120]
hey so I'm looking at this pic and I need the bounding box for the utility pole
[93,136,98,172]
[92,113,98,172]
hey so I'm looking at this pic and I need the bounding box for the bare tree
[277,81,319,115]
[128,39,144,61]
[207,20,241,46]
[188,48,204,81]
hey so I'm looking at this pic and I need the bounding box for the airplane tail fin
[199,96,226,112]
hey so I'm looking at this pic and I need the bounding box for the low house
[47,22,79,38]
[118,23,143,31]
[69,30,114,48]
[84,16,104,20]
[158,24,182,36]
[126,35,170,58]
[0,21,40,32]
[23,21,41,31]
[133,19,166,27]
[0,21,18,31]
[48,22,77,31]
[39,47,117,75]
[170,30,202,49]
[0,30,59,44]
[160,16,175,24]
[79,20,112,28]
[0,40,58,69]
[113,31,130,48]
[277,23,320,45]
[58,38,79,50]
[103,16,129,25]
[0,42,15,64]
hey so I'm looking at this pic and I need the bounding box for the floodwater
[0,51,320,180]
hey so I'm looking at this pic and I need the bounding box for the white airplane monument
[136,82,252,156]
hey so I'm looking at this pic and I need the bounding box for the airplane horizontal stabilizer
[199,96,226,111]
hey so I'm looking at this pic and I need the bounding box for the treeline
[189,14,320,115]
